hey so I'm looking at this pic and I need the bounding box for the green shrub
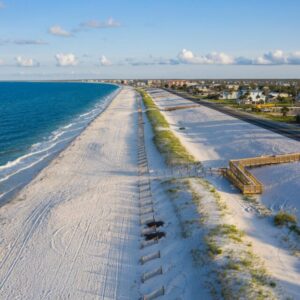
[225,261,240,271]
[205,238,222,257]
[274,211,297,226]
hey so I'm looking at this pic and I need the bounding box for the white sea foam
[0,86,120,205]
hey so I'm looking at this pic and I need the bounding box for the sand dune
[147,88,300,299]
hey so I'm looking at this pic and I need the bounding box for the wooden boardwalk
[224,153,300,194]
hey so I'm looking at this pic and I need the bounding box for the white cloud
[81,17,120,29]
[205,52,234,64]
[0,59,4,65]
[178,49,234,64]
[100,55,112,66]
[177,49,300,65]
[49,26,72,37]
[255,56,271,65]
[287,51,300,64]
[234,56,253,65]
[252,50,300,65]
[16,56,39,67]
[177,49,206,64]
[265,50,286,64]
[0,1,5,9]
[55,53,78,66]
[255,50,287,65]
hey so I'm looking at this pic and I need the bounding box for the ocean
[0,81,119,204]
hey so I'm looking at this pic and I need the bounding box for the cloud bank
[55,53,78,66]
[117,50,300,67]
[16,56,39,67]
[177,49,300,65]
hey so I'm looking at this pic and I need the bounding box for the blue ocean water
[0,82,119,203]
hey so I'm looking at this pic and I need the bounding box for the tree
[281,106,289,117]
[239,91,250,102]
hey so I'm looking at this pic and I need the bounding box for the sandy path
[0,87,140,299]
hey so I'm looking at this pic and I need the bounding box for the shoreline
[0,84,122,207]
[0,86,140,298]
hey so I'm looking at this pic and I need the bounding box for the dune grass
[138,89,195,165]
[186,178,277,299]
[274,211,297,227]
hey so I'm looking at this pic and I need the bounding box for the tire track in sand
[0,200,52,291]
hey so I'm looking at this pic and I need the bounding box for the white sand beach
[0,85,213,300]
[0,87,141,299]
[1,85,300,299]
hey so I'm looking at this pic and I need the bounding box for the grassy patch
[191,190,202,205]
[163,177,278,299]
[258,113,296,123]
[274,211,297,227]
[243,195,257,204]
[205,237,223,257]
[210,224,244,243]
[206,221,277,299]
[138,89,195,165]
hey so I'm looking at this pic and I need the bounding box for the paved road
[166,89,300,142]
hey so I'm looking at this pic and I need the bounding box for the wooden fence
[224,153,300,194]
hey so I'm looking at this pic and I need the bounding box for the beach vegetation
[274,211,297,226]
[205,237,223,257]
[162,177,278,299]
[138,89,195,165]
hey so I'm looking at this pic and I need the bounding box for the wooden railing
[224,153,300,194]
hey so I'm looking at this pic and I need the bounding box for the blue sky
[1,0,300,79]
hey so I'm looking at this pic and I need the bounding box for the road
[166,89,300,142]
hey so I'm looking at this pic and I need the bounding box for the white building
[220,91,239,100]
[237,89,266,104]
[268,92,290,101]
